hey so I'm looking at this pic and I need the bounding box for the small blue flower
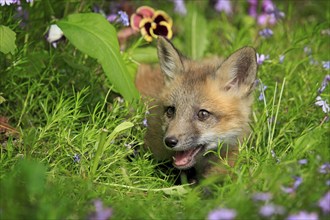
[319,162,330,174]
[88,199,112,220]
[73,154,80,163]
[256,53,270,65]
[258,84,267,101]
[172,0,187,15]
[322,61,330,70]
[207,208,236,220]
[142,118,148,127]
[0,0,17,6]
[315,96,330,113]
[118,10,129,26]
[318,191,330,213]
[281,176,302,194]
[259,204,285,217]
[259,28,273,38]
[298,159,308,165]
[309,57,319,65]
[304,46,312,55]
[252,192,272,201]
[0,0,32,6]
[215,0,232,14]
[293,176,302,189]
[318,74,330,94]
[279,55,285,63]
[286,211,318,220]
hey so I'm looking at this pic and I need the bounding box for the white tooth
[172,156,176,161]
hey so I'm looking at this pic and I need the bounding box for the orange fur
[135,37,257,180]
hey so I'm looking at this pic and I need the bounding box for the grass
[1,0,329,219]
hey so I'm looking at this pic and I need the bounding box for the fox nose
[164,136,178,148]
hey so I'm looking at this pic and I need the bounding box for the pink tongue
[174,149,194,166]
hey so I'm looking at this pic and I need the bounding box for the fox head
[156,37,257,170]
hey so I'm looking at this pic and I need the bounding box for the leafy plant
[57,13,139,102]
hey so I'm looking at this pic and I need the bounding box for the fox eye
[197,109,210,121]
[165,106,175,118]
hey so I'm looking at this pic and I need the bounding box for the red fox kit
[136,37,257,180]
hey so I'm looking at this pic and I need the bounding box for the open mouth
[172,145,205,169]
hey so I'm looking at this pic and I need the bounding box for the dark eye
[165,106,175,118]
[197,109,210,121]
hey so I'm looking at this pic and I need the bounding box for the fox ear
[216,47,257,96]
[157,37,184,83]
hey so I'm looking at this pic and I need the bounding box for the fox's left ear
[216,47,257,96]
[157,36,184,84]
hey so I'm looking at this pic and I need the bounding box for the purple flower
[259,28,273,38]
[298,159,308,165]
[259,204,285,217]
[315,96,330,113]
[106,14,117,22]
[256,53,269,65]
[88,199,112,220]
[0,0,18,6]
[262,0,275,12]
[207,208,237,220]
[215,0,232,15]
[319,163,330,174]
[293,176,303,189]
[279,55,285,63]
[117,11,129,26]
[0,0,31,6]
[318,191,330,213]
[251,0,284,26]
[248,0,258,18]
[304,46,312,55]
[73,154,80,163]
[281,176,302,194]
[253,192,272,201]
[258,83,267,101]
[326,180,330,186]
[322,61,330,70]
[142,118,148,127]
[172,0,187,15]
[318,75,330,94]
[309,57,319,65]
[286,211,318,220]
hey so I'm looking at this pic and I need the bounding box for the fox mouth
[172,145,205,169]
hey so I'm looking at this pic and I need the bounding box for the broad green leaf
[0,25,16,54]
[57,13,139,102]
[129,47,158,63]
[184,4,208,59]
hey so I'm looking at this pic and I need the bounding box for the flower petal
[139,18,154,42]
[152,10,173,27]
[130,13,143,31]
[136,6,155,18]
[150,21,173,40]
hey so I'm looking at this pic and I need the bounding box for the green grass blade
[91,121,134,178]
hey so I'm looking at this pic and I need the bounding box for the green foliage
[0,1,329,220]
[0,25,16,54]
[57,13,139,102]
[183,4,209,59]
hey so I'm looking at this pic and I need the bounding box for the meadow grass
[0,0,329,219]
